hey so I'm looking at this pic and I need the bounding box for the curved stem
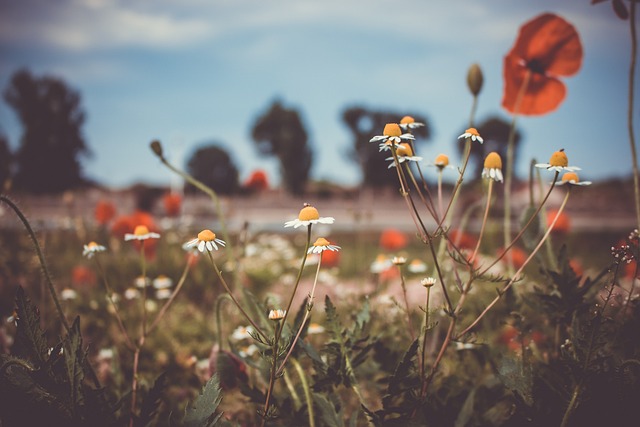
[470,179,494,263]
[398,267,415,340]
[148,260,192,334]
[291,358,316,427]
[214,294,233,350]
[419,286,432,389]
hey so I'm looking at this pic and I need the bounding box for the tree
[251,100,312,195]
[0,135,10,190]
[4,69,90,193]
[342,106,431,188]
[185,144,239,195]
[457,116,522,181]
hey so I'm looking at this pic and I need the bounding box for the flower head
[184,229,226,253]
[399,116,425,131]
[94,201,116,225]
[308,237,341,254]
[502,13,583,115]
[124,225,160,241]
[421,277,437,288]
[284,204,335,228]
[458,127,484,143]
[556,171,591,186]
[155,289,172,300]
[231,326,255,341]
[386,143,423,168]
[380,229,407,251]
[535,149,581,172]
[268,309,286,321]
[153,275,173,289]
[407,259,427,273]
[370,123,415,149]
[162,192,182,217]
[392,256,407,266]
[83,241,106,258]
[482,152,504,182]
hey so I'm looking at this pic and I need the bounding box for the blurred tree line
[0,69,516,196]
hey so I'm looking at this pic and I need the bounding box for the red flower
[94,200,116,225]
[502,13,583,115]
[71,265,96,287]
[110,210,159,259]
[379,229,408,251]
[321,246,340,268]
[244,170,269,192]
[498,246,528,270]
[162,192,182,217]
[449,229,477,251]
[547,208,571,235]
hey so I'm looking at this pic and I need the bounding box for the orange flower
[502,13,583,115]
[162,192,182,217]
[71,265,97,287]
[498,246,528,270]
[547,208,571,235]
[94,200,116,225]
[244,170,269,192]
[320,246,340,268]
[379,229,408,251]
[449,229,477,251]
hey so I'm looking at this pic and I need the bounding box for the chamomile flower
[184,229,226,253]
[370,254,392,274]
[370,123,415,149]
[82,241,106,258]
[399,116,425,131]
[284,204,335,228]
[307,323,326,334]
[155,288,172,300]
[268,309,286,321]
[386,143,423,168]
[134,276,150,288]
[407,259,427,273]
[535,149,581,173]
[458,127,484,143]
[153,275,173,289]
[421,277,437,288]
[124,225,160,241]
[555,172,592,186]
[307,237,341,254]
[392,256,407,266]
[482,152,504,183]
[124,288,141,300]
[231,326,255,341]
[61,288,78,301]
[430,153,456,171]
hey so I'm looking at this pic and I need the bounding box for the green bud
[467,63,484,96]
[150,140,164,158]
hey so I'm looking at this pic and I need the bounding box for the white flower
[307,237,341,254]
[239,344,260,358]
[370,254,392,274]
[407,259,427,273]
[124,225,160,241]
[155,288,172,300]
[268,309,286,320]
[124,288,141,300]
[429,153,456,171]
[153,275,173,289]
[421,277,437,288]
[392,256,407,266]
[307,323,326,335]
[458,127,483,143]
[134,276,150,288]
[61,288,77,300]
[535,150,581,173]
[183,229,226,253]
[482,152,504,183]
[284,204,334,228]
[82,241,106,258]
[386,143,422,168]
[398,116,425,131]
[555,172,592,186]
[231,326,255,341]
[370,123,415,148]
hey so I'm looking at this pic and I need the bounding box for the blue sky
[0,0,635,189]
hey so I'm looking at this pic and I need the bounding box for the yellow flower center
[562,172,579,183]
[383,123,402,137]
[484,152,502,169]
[465,127,480,137]
[134,225,150,236]
[298,205,320,221]
[549,150,568,167]
[400,116,414,124]
[435,153,449,166]
[396,143,413,157]
[197,229,216,241]
[313,237,330,247]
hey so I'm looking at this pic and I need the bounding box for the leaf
[62,317,84,414]
[313,393,344,427]
[496,355,533,406]
[184,374,224,427]
[353,297,370,333]
[138,372,168,427]
[13,286,49,367]
[454,388,476,427]
[324,295,340,339]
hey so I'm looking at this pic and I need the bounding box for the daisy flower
[152,274,173,289]
[61,288,78,301]
[231,326,255,341]
[370,254,392,274]
[370,123,415,149]
[392,256,407,266]
[407,259,427,273]
[82,241,106,258]
[421,277,437,288]
[399,115,425,131]
[155,289,172,300]
[386,143,423,168]
[307,323,326,334]
[430,153,456,171]
[134,276,150,288]
[482,152,504,183]
[124,225,160,241]
[458,127,484,143]
[535,149,581,173]
[555,172,592,186]
[124,288,141,300]
[307,237,341,254]
[184,229,226,253]
[284,204,335,228]
[268,309,286,321]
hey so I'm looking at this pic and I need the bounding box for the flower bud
[466,63,484,96]
[150,140,164,158]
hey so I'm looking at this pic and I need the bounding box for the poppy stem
[627,0,640,231]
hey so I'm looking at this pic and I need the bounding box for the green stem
[214,294,233,350]
[398,267,415,340]
[470,179,494,263]
[262,321,281,427]
[291,358,315,427]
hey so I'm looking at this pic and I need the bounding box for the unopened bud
[150,140,164,159]
[466,63,484,96]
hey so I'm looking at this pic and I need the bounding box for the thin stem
[148,260,192,334]
[282,368,302,409]
[458,188,571,338]
[628,1,640,231]
[436,139,472,233]
[437,171,444,219]
[262,321,281,427]
[139,244,148,339]
[470,179,494,263]
[419,286,432,389]
[214,294,233,350]
[291,358,316,427]
[129,336,145,427]
[398,266,415,340]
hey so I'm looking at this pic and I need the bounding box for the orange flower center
[87,241,99,249]
[133,225,150,236]
[562,172,579,182]
[298,206,320,221]
[549,151,568,167]
[396,143,413,157]
[465,127,480,137]
[197,229,216,241]
[484,152,502,169]
[435,153,449,166]
[383,123,402,137]
[313,237,330,247]
[400,116,415,124]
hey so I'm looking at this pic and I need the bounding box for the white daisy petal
[198,240,206,252]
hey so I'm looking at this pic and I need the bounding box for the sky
[0,0,636,190]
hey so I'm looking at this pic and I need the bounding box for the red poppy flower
[162,192,182,217]
[321,245,340,268]
[94,200,116,225]
[502,13,583,115]
[498,246,528,270]
[71,265,97,287]
[547,208,571,235]
[244,170,269,192]
[449,229,477,251]
[379,229,408,251]
[111,210,159,259]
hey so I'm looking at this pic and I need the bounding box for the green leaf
[62,317,84,414]
[138,372,168,427]
[454,388,476,427]
[496,355,533,406]
[184,374,224,427]
[313,393,344,427]
[13,286,49,367]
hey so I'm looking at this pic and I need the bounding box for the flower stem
[148,260,192,334]
[262,321,281,427]
[291,358,316,427]
[398,267,415,340]
[628,1,640,231]
[470,179,494,263]
[419,286,432,389]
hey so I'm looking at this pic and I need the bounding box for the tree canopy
[251,100,312,195]
[185,144,239,195]
[4,69,90,193]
